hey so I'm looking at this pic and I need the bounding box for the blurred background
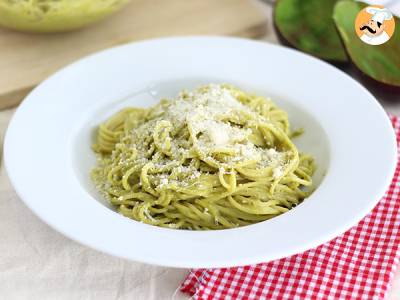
[0,0,398,111]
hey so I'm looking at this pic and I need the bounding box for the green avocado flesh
[333,0,400,87]
[274,0,347,62]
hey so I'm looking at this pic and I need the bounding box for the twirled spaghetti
[92,84,315,230]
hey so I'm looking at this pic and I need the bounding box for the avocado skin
[274,0,348,63]
[333,0,400,94]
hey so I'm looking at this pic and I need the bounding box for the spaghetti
[92,84,315,230]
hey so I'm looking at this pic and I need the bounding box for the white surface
[4,37,397,269]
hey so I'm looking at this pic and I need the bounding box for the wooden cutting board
[0,0,268,110]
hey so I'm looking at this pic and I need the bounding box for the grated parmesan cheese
[273,166,284,179]
[125,84,288,189]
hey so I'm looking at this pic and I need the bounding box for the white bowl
[4,37,397,268]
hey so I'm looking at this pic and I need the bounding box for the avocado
[333,0,400,91]
[274,0,348,63]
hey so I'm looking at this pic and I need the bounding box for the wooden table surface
[0,0,268,109]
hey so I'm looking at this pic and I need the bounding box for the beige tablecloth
[0,109,187,300]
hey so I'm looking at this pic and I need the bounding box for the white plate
[4,37,397,268]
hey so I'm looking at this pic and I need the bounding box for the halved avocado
[333,0,400,90]
[274,0,347,63]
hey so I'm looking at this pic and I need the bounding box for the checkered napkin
[181,115,400,300]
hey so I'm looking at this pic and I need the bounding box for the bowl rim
[4,36,397,268]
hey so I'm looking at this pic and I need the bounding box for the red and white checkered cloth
[181,115,400,300]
